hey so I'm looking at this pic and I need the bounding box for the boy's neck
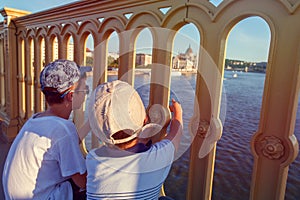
[116,138,138,150]
[38,103,72,120]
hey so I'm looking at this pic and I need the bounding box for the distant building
[40,38,74,62]
[172,45,197,70]
[136,53,152,66]
[86,48,93,57]
[249,62,267,73]
[108,52,119,60]
[225,59,267,73]
[53,39,74,60]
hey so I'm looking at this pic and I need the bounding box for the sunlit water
[84,71,300,200]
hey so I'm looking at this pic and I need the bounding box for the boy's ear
[143,116,149,124]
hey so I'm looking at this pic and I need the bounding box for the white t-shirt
[2,115,87,200]
[86,139,175,200]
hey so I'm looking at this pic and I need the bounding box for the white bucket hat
[88,80,162,145]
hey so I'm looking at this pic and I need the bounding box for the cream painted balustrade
[0,0,300,199]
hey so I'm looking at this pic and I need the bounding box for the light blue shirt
[2,115,86,200]
[86,139,175,200]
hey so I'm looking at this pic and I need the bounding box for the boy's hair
[43,88,65,105]
[42,86,75,105]
[112,130,138,149]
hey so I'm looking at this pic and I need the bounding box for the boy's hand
[169,99,182,121]
[165,99,183,151]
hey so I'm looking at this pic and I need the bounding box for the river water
[84,71,300,200]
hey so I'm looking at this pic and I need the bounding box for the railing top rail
[9,0,181,26]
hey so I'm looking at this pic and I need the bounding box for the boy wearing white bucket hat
[3,59,91,200]
[86,80,183,199]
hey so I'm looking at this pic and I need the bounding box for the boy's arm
[71,172,87,189]
[77,121,91,142]
[164,99,183,151]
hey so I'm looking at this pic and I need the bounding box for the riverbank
[107,68,266,76]
[225,68,266,74]
[107,68,198,76]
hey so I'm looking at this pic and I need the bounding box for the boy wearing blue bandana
[3,60,91,200]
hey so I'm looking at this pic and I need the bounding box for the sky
[0,0,271,62]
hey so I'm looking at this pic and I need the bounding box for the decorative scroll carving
[198,120,210,137]
[190,118,210,138]
[258,136,285,160]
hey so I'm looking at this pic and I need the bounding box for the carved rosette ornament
[258,136,285,160]
[190,119,210,138]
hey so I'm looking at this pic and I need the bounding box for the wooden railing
[1,0,300,199]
